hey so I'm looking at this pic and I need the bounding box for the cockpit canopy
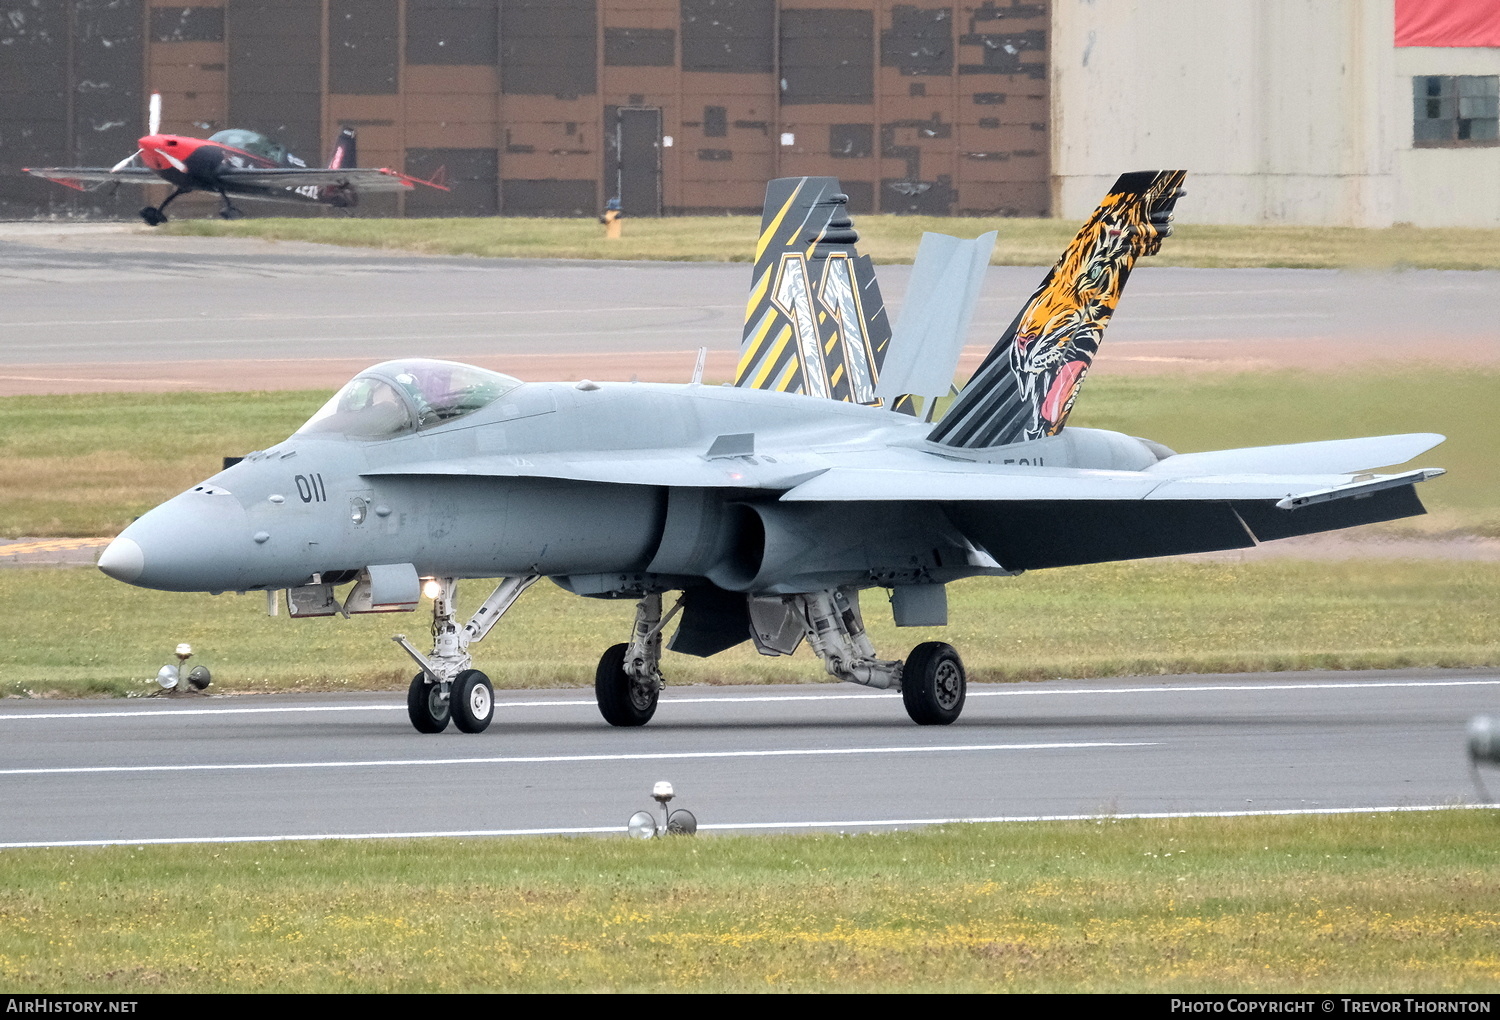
[208,128,289,164]
[296,359,521,439]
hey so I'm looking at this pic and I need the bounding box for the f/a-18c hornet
[25,93,445,224]
[97,171,1445,734]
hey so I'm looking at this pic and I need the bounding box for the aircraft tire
[406,673,451,734]
[139,207,165,227]
[595,642,658,727]
[451,669,494,734]
[901,642,966,726]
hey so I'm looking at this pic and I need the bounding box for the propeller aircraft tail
[328,127,357,170]
[928,170,1187,450]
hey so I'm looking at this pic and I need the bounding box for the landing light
[422,579,444,600]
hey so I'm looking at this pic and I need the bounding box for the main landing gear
[394,575,538,734]
[586,587,967,729]
[393,581,966,733]
[139,185,189,226]
[216,187,244,220]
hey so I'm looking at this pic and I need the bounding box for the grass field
[1,370,1493,540]
[166,214,1500,271]
[3,557,1497,697]
[1,811,1497,992]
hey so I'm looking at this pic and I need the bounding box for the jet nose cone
[97,536,145,582]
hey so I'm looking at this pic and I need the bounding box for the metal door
[615,107,663,217]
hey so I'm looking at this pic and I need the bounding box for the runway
[2,227,1498,393]
[1,670,1495,847]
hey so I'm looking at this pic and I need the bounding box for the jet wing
[23,167,161,190]
[363,451,829,490]
[1143,433,1445,477]
[218,167,435,192]
[778,464,1440,503]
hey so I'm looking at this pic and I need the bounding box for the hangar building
[0,0,1493,225]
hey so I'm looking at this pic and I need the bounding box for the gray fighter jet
[97,171,1446,734]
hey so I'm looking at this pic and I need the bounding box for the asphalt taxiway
[1,670,1495,847]
[2,226,1499,393]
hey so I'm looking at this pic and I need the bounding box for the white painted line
[0,741,1151,777]
[0,678,1495,722]
[0,305,743,329]
[3,803,1494,850]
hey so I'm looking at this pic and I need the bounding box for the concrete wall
[1049,0,1398,226]
[1394,46,1500,227]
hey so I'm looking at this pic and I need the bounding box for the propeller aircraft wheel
[406,673,451,734]
[595,642,658,727]
[451,669,494,733]
[139,207,166,226]
[219,207,244,220]
[902,642,966,726]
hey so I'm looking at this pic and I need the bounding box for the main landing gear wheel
[407,673,451,734]
[595,642,658,727]
[139,206,167,226]
[451,669,494,733]
[902,642,967,726]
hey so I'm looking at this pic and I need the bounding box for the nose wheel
[406,673,451,733]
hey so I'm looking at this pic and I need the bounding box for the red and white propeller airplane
[25,93,446,225]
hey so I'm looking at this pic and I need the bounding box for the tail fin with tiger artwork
[927,170,1187,450]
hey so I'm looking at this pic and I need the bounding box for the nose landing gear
[394,575,538,734]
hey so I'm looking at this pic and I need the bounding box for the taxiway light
[627,811,657,840]
[1470,716,1500,765]
[422,579,444,600]
[175,643,192,660]
[652,781,674,804]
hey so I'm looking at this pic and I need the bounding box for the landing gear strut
[216,187,244,220]
[394,575,538,734]
[139,185,189,226]
[595,592,683,727]
[789,588,968,726]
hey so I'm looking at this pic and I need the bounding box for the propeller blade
[153,147,187,173]
[110,149,142,173]
[149,92,161,135]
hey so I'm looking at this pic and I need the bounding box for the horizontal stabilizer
[1146,433,1445,477]
[875,230,997,401]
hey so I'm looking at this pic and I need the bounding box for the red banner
[1396,0,1500,47]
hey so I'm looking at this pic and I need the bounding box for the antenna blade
[691,346,707,385]
[149,92,162,135]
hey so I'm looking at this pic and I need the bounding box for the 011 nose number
[295,473,327,503]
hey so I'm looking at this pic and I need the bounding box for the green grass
[2,812,1497,991]
[3,558,1497,698]
[166,214,1500,270]
[2,369,1492,539]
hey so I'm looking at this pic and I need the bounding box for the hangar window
[298,360,519,439]
[1413,75,1499,147]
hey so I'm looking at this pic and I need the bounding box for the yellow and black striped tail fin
[735,177,894,404]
